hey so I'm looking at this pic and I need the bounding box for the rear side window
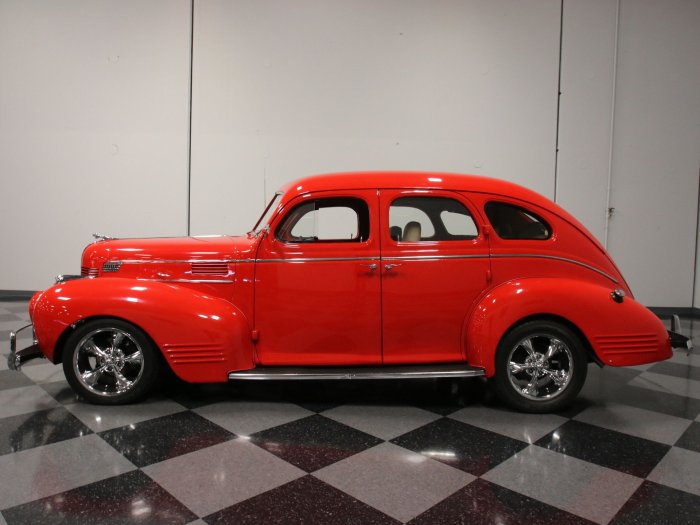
[389,197,478,241]
[276,197,370,242]
[484,202,551,240]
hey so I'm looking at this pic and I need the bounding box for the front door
[379,189,490,364]
[254,190,382,365]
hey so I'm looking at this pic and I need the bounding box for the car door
[379,189,491,364]
[254,190,382,365]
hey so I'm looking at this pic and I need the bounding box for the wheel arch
[33,278,257,383]
[499,313,600,366]
[463,277,621,376]
[52,315,164,368]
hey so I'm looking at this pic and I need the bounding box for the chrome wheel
[506,334,573,401]
[72,328,144,397]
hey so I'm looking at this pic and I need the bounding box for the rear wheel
[62,319,159,404]
[493,320,587,413]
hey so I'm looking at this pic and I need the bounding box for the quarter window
[484,201,551,240]
[389,197,478,242]
[276,197,369,242]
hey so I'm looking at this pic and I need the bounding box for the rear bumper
[8,324,44,371]
[669,314,694,355]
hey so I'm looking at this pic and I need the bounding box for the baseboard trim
[0,290,36,301]
[647,306,700,319]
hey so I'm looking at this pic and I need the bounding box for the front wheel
[62,319,159,404]
[492,320,588,413]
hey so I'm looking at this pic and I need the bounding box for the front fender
[32,278,255,382]
[465,278,670,376]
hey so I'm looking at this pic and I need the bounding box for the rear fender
[465,278,670,376]
[33,278,255,382]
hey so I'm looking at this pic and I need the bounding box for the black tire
[492,320,587,413]
[62,319,159,405]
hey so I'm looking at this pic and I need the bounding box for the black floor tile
[0,369,35,391]
[98,411,234,467]
[0,407,92,455]
[646,361,700,381]
[2,469,196,525]
[391,418,527,476]
[204,475,399,525]
[250,414,383,472]
[675,421,700,453]
[535,420,669,478]
[408,478,595,525]
[609,480,700,525]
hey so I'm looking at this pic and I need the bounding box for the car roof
[278,171,606,253]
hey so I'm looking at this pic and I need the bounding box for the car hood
[81,235,257,268]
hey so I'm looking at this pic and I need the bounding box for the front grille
[191,262,229,275]
[81,266,99,277]
[102,261,122,273]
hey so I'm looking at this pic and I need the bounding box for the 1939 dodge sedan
[9,172,691,412]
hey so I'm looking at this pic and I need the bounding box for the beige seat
[403,221,421,242]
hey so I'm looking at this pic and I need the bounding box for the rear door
[379,189,490,364]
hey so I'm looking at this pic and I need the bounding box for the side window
[484,201,551,240]
[276,197,369,243]
[389,197,478,242]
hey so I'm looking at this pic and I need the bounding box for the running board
[228,363,485,381]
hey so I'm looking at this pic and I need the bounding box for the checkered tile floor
[1,299,699,524]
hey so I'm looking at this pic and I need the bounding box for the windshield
[251,192,283,234]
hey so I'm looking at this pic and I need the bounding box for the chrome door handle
[384,263,402,271]
[362,263,378,271]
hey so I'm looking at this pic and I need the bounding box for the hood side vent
[81,266,99,277]
[191,262,229,275]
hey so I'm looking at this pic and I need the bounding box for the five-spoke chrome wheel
[63,319,159,404]
[493,321,587,413]
[73,328,144,397]
[506,334,573,400]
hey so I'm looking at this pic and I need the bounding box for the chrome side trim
[255,257,381,263]
[114,254,616,283]
[136,278,235,284]
[382,254,489,261]
[491,254,619,284]
[119,259,242,264]
[228,364,485,381]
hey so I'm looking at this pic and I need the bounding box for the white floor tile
[482,445,642,525]
[143,439,305,517]
[314,442,474,523]
[0,434,135,510]
[323,405,440,440]
[574,403,692,445]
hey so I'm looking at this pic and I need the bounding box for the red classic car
[9,172,692,412]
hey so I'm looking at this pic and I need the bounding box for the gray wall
[1,0,699,308]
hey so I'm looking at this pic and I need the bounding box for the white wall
[189,0,561,234]
[556,0,618,244]
[0,0,191,290]
[2,0,700,309]
[605,0,700,307]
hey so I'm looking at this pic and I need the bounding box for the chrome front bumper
[8,324,44,371]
